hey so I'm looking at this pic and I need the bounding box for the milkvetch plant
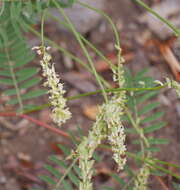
[0,1,180,190]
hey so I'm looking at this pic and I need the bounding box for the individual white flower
[33,46,71,126]
[133,164,150,190]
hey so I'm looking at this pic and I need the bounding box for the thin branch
[0,112,70,138]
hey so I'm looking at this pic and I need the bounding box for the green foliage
[34,147,80,190]
[0,0,76,112]
[0,1,44,111]
[23,64,178,188]
[124,69,167,154]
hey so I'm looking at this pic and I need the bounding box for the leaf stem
[22,85,166,114]
[41,9,46,47]
[5,48,23,112]
[25,24,110,88]
[132,0,180,36]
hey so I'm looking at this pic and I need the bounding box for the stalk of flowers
[76,106,107,190]
[133,163,150,190]
[104,45,127,171]
[76,45,127,190]
[103,93,126,171]
[32,46,71,126]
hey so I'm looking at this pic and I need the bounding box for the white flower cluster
[77,95,126,190]
[166,78,180,98]
[105,45,127,171]
[133,164,150,190]
[76,45,127,190]
[77,108,106,190]
[32,46,71,126]
[104,93,126,171]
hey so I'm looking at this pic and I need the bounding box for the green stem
[53,0,108,102]
[0,28,23,112]
[47,12,116,70]
[125,108,150,148]
[125,107,150,160]
[132,0,180,36]
[5,48,23,112]
[152,158,180,169]
[25,24,110,88]
[77,0,125,87]
[9,61,23,111]
[77,0,120,46]
[23,85,166,114]
[41,9,46,47]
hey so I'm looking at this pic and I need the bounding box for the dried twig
[159,43,180,81]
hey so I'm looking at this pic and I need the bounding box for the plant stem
[47,12,116,70]
[0,112,70,138]
[77,0,125,87]
[23,85,166,114]
[53,0,108,102]
[77,0,120,46]
[5,48,23,112]
[41,9,46,47]
[125,108,150,159]
[25,24,110,88]
[132,0,180,36]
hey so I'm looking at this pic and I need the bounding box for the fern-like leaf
[0,2,46,111]
[124,69,167,148]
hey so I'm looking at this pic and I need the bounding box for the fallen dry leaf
[83,105,99,120]
[159,43,180,81]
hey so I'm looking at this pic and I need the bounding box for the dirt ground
[0,0,180,190]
